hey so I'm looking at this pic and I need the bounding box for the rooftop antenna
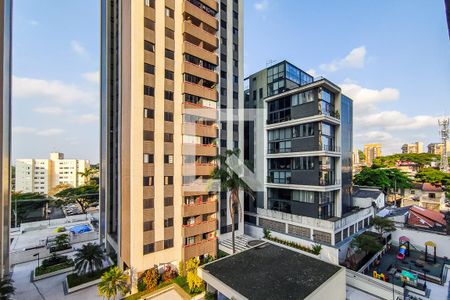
[438,118,449,173]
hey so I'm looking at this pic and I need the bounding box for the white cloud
[71,40,88,57]
[82,71,99,84]
[254,0,269,11]
[13,127,36,134]
[340,82,399,106]
[355,111,439,131]
[13,76,96,104]
[320,46,366,72]
[76,114,99,124]
[28,20,39,27]
[306,69,318,78]
[33,106,64,115]
[36,128,64,136]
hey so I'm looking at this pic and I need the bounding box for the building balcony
[183,237,217,261]
[183,82,217,101]
[183,21,217,49]
[183,122,217,138]
[183,41,218,65]
[183,219,217,237]
[183,61,217,83]
[184,0,218,29]
[183,200,217,217]
[183,163,216,176]
[183,101,217,120]
[182,143,217,157]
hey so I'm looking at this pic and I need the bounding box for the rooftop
[353,187,382,199]
[408,206,446,228]
[201,242,342,300]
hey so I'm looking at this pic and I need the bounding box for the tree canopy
[353,167,412,192]
[372,216,396,235]
[415,168,450,186]
[351,234,383,255]
[372,153,441,168]
[54,184,99,213]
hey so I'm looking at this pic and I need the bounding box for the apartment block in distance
[100,0,242,273]
[15,152,90,194]
[401,141,423,154]
[244,61,374,264]
[363,143,382,166]
[0,0,11,278]
[427,141,450,155]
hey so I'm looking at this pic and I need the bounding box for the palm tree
[210,149,254,253]
[0,276,15,300]
[74,243,105,275]
[98,266,129,300]
[78,167,97,184]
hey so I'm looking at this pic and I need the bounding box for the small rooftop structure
[421,183,443,192]
[200,242,345,300]
[352,186,385,209]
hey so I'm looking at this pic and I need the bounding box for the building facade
[401,142,423,154]
[243,62,373,259]
[15,152,90,194]
[363,143,382,166]
[100,0,243,273]
[427,141,450,155]
[0,0,11,278]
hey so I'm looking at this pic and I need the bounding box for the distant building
[15,152,90,194]
[363,143,382,166]
[401,142,423,154]
[402,183,446,212]
[427,141,450,155]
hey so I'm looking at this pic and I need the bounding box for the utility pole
[438,118,449,173]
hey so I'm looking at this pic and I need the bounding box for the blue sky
[12,0,450,163]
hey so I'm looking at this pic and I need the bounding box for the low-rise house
[352,186,385,209]
[402,183,446,212]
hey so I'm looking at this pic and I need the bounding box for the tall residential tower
[100,0,243,273]
[0,0,11,278]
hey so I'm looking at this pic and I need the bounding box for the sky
[11,0,450,163]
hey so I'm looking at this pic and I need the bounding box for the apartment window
[164,197,173,206]
[165,49,174,59]
[164,91,174,101]
[221,20,227,29]
[144,40,155,52]
[221,54,226,62]
[144,63,155,74]
[144,108,154,119]
[221,37,227,46]
[144,0,155,8]
[164,218,174,228]
[164,176,173,185]
[165,28,174,39]
[233,75,238,83]
[164,133,173,142]
[259,88,263,99]
[165,7,174,18]
[165,70,174,80]
[143,176,154,186]
[233,27,238,35]
[164,112,173,122]
[252,90,256,100]
[221,71,227,79]
[164,155,173,164]
[144,85,154,96]
[143,198,154,209]
[220,2,227,11]
[291,90,314,106]
[233,43,238,51]
[143,221,154,231]
[186,236,195,245]
[233,11,238,19]
[234,59,238,67]
[144,153,154,163]
[220,139,226,148]
[143,130,154,141]
[144,18,155,30]
[164,239,174,249]
[143,243,155,254]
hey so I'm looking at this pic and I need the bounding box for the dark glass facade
[340,95,353,213]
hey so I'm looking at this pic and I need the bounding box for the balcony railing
[319,178,341,186]
[319,100,339,119]
[267,175,292,184]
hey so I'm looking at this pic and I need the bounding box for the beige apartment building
[15,152,90,194]
[363,143,382,166]
[427,141,450,155]
[0,0,11,278]
[401,141,423,154]
[100,0,243,273]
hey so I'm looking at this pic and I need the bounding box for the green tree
[372,153,441,169]
[353,167,411,194]
[97,266,129,300]
[78,167,98,185]
[358,150,365,162]
[0,276,15,300]
[185,258,203,293]
[74,243,105,275]
[210,149,254,253]
[55,184,99,214]
[142,266,160,291]
[372,216,396,235]
[54,233,70,251]
[351,234,383,255]
[415,168,450,185]
[11,192,48,226]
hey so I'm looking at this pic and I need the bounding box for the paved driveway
[11,259,100,300]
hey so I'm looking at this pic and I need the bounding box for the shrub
[311,244,322,255]
[178,261,185,277]
[67,266,112,288]
[42,253,69,268]
[263,228,271,239]
[185,258,204,293]
[35,260,74,276]
[142,267,160,291]
[266,235,318,254]
[161,265,178,282]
